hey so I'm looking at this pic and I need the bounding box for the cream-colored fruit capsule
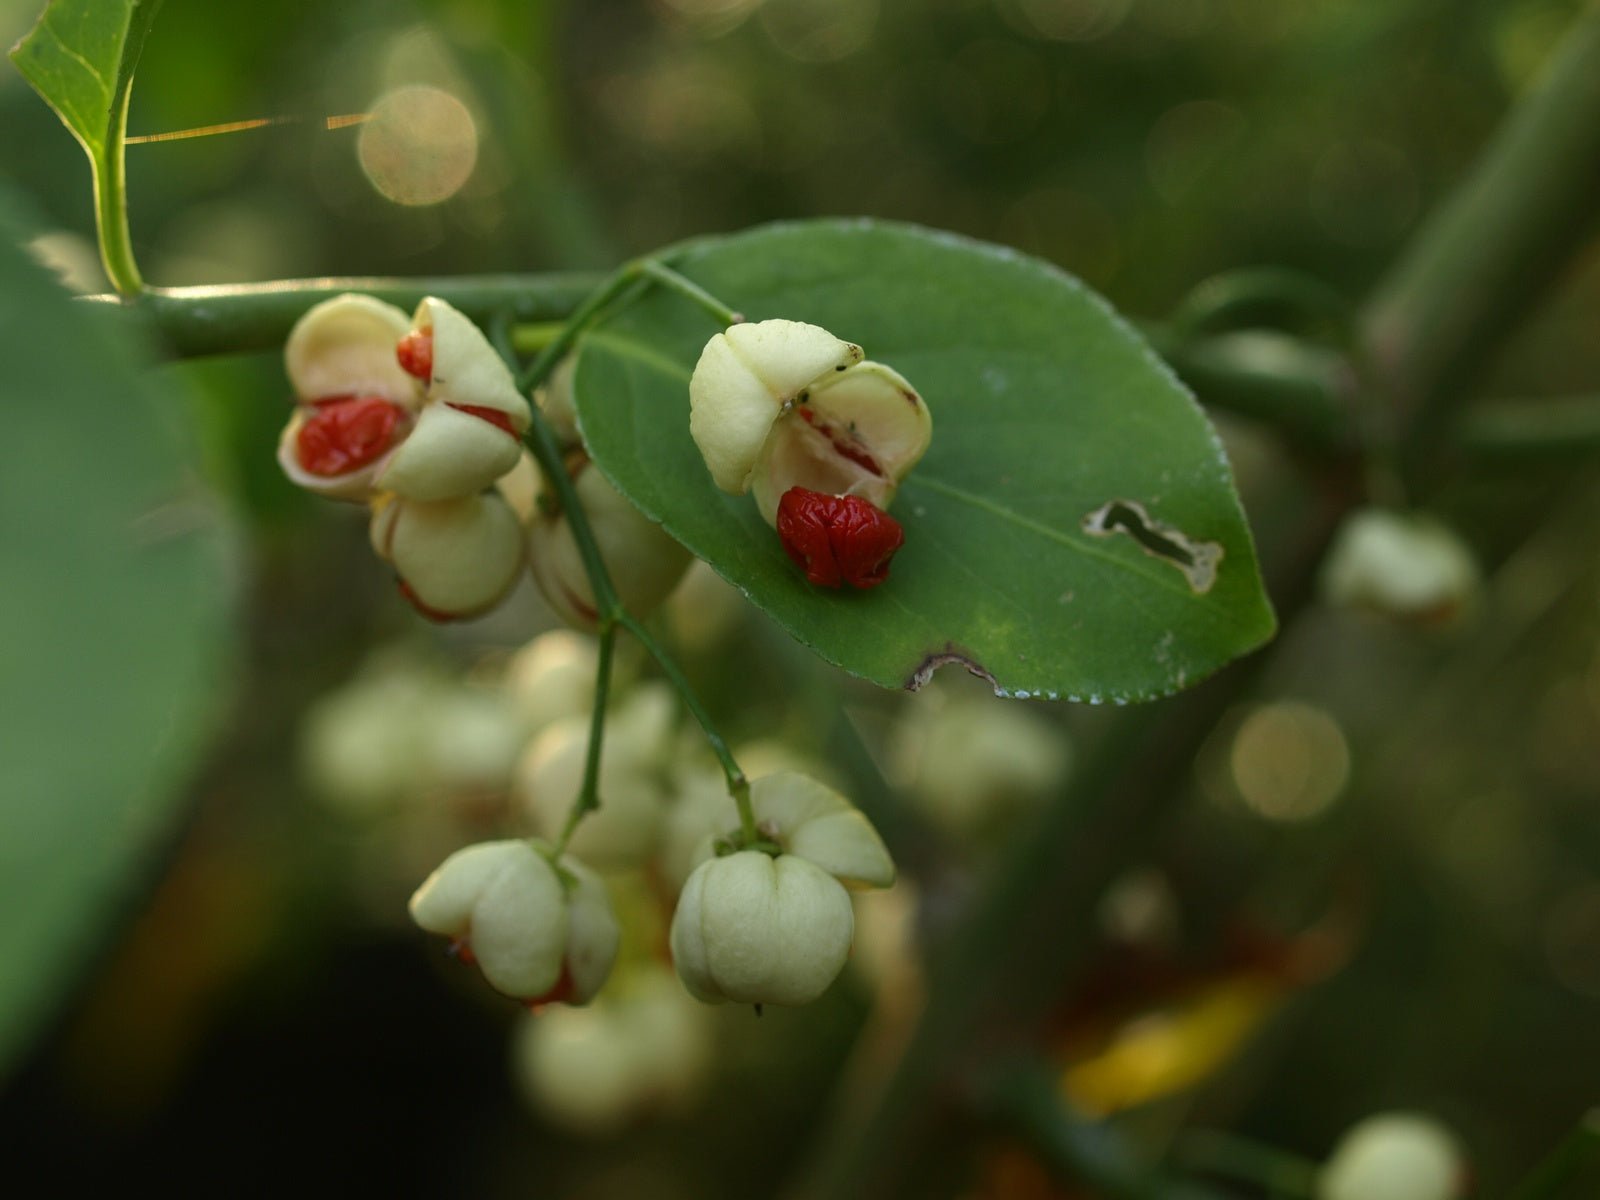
[683,771,895,890]
[527,455,693,632]
[278,294,421,501]
[1317,1113,1465,1200]
[688,319,863,493]
[370,490,526,620]
[503,629,599,738]
[375,298,532,501]
[1320,508,1479,625]
[748,360,933,527]
[285,293,421,416]
[409,838,619,1004]
[670,850,855,1006]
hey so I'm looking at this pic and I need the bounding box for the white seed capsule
[670,850,855,1006]
[374,401,524,501]
[370,490,526,620]
[749,360,932,527]
[688,319,863,493]
[408,839,619,1004]
[410,297,531,432]
[285,293,420,414]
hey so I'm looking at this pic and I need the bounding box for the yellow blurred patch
[1061,974,1285,1117]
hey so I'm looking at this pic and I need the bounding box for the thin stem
[96,70,142,296]
[511,257,736,391]
[616,611,756,843]
[636,258,743,326]
[514,264,646,393]
[490,260,753,842]
[554,624,617,855]
[513,321,567,355]
[1509,1109,1600,1200]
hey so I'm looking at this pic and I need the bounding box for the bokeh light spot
[358,85,479,207]
[1229,701,1349,822]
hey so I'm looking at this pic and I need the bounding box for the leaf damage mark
[1081,499,1223,594]
[905,645,998,693]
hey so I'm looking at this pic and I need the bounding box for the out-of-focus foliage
[2,0,1599,1196]
[0,190,234,1075]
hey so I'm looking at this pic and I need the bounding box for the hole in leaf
[1081,500,1223,594]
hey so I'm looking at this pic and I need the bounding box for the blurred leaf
[577,220,1275,700]
[9,0,162,292]
[0,190,235,1076]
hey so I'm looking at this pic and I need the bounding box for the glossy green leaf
[10,0,163,293]
[0,193,234,1075]
[575,220,1275,701]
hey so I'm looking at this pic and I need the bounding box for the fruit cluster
[278,294,691,626]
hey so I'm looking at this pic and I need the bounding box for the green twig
[636,258,743,326]
[492,260,754,843]
[1509,1109,1600,1200]
[511,256,737,392]
[554,624,616,855]
[98,274,601,358]
[616,611,756,843]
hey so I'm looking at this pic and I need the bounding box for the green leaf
[0,191,234,1074]
[9,0,163,294]
[576,220,1275,701]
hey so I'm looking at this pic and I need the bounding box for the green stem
[554,624,616,856]
[616,611,756,843]
[1509,1109,1600,1200]
[1360,1,1600,464]
[636,258,743,326]
[512,256,737,392]
[87,0,165,295]
[96,272,1382,458]
[96,80,141,295]
[491,260,754,843]
[101,274,602,359]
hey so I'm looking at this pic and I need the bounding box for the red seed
[448,403,518,437]
[295,396,405,476]
[396,330,433,380]
[776,487,905,590]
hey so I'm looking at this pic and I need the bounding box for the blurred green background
[2,0,1598,1195]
